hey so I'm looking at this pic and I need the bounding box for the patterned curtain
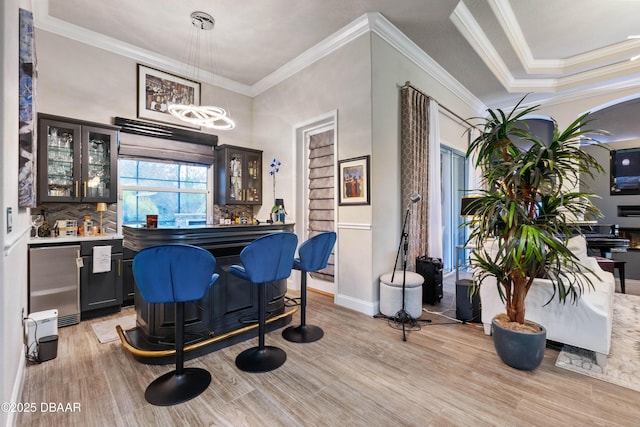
[400,85,429,270]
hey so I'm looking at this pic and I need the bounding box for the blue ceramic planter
[492,317,546,371]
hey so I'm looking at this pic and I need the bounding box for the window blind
[308,130,335,281]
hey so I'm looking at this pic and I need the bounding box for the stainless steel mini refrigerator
[29,245,81,327]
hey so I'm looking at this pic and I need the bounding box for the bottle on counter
[38,209,51,237]
[83,215,93,236]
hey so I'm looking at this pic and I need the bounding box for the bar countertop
[122,222,295,252]
[28,233,123,245]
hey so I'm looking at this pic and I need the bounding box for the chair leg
[144,302,211,406]
[235,282,287,373]
[282,270,324,343]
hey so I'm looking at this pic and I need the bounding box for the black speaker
[415,256,443,305]
[456,279,481,322]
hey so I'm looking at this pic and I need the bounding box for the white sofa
[478,236,615,365]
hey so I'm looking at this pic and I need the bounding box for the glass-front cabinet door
[244,151,261,204]
[82,126,117,203]
[39,118,81,202]
[215,145,262,205]
[228,148,245,203]
[38,115,118,203]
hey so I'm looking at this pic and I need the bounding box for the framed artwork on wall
[136,64,201,129]
[18,8,37,208]
[338,155,370,205]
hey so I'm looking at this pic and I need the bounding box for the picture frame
[137,64,201,129]
[338,155,370,205]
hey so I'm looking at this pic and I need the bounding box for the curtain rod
[401,81,474,127]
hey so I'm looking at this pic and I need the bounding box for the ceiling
[35,0,640,142]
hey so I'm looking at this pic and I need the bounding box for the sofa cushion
[566,235,590,272]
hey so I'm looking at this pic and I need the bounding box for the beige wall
[370,33,478,306]
[252,34,374,312]
[35,31,254,148]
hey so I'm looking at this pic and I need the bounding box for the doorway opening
[294,112,338,295]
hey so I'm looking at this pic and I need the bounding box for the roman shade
[118,132,216,164]
[115,117,218,165]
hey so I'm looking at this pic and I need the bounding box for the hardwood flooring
[18,274,640,426]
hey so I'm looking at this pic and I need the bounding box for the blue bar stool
[133,244,219,406]
[229,232,298,372]
[283,231,336,343]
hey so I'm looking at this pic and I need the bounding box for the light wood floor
[18,274,640,427]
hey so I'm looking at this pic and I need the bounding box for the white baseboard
[6,346,25,427]
[334,293,378,316]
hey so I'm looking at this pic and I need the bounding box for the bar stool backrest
[239,232,298,284]
[133,244,218,303]
[296,231,337,272]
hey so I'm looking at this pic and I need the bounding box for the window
[119,159,211,227]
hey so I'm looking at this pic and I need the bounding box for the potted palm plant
[466,96,606,370]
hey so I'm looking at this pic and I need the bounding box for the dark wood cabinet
[80,240,123,318]
[215,144,262,205]
[38,114,118,203]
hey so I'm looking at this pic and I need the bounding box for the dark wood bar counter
[120,223,296,364]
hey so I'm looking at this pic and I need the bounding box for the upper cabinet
[215,145,262,205]
[38,114,119,203]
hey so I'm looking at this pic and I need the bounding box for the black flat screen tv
[610,147,640,195]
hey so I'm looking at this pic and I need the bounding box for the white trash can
[379,271,424,319]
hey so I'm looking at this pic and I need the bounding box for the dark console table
[120,223,296,364]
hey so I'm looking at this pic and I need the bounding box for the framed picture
[137,64,201,129]
[338,155,370,205]
[18,8,37,208]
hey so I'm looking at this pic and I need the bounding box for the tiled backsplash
[35,202,117,235]
[33,203,262,236]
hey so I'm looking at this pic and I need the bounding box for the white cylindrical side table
[379,271,423,319]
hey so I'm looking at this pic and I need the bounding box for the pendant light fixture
[168,11,235,130]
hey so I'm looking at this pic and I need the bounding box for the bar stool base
[235,346,286,372]
[282,324,324,343]
[145,368,211,406]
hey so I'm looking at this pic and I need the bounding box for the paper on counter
[93,245,112,273]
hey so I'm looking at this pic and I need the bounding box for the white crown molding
[32,4,486,113]
[452,1,640,95]
[488,0,560,73]
[489,0,640,74]
[253,12,485,112]
[250,13,372,96]
[521,75,640,111]
[31,0,253,97]
[450,3,518,90]
[367,12,486,112]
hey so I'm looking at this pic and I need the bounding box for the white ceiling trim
[452,1,640,94]
[250,13,372,96]
[30,3,485,113]
[367,13,485,112]
[251,11,485,112]
[450,2,519,90]
[518,75,640,111]
[490,0,640,74]
[31,0,253,97]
